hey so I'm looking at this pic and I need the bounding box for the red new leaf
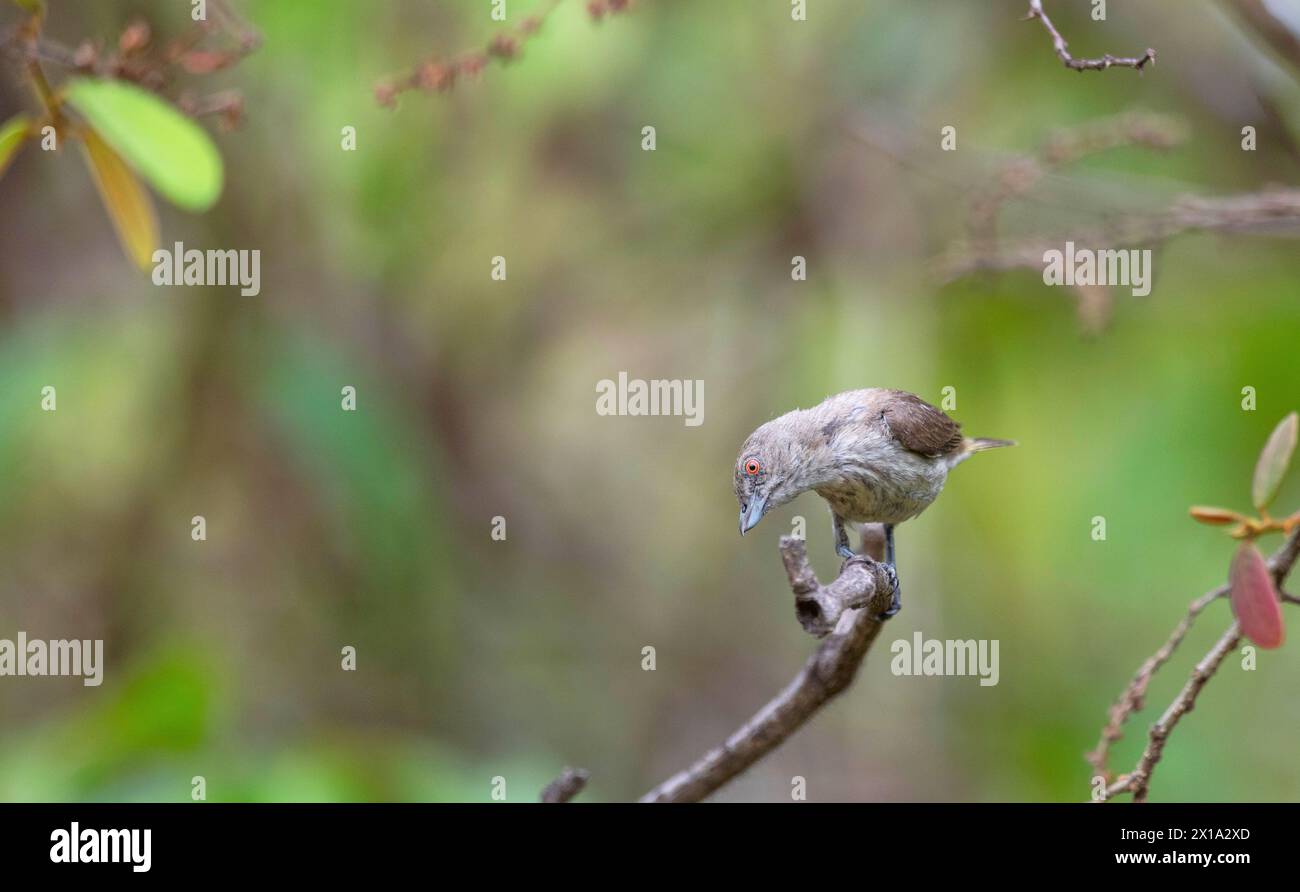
[1229,541,1285,649]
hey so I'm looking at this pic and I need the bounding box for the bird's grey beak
[739,493,768,535]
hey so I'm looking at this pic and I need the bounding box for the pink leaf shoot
[1230,541,1285,649]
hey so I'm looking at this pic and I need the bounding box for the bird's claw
[837,547,901,620]
[875,563,901,621]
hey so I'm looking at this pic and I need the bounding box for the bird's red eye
[744,460,761,476]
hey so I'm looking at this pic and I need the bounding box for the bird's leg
[876,523,901,620]
[832,513,855,560]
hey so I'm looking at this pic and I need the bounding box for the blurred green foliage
[1,0,1299,802]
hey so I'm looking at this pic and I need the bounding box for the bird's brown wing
[880,390,964,458]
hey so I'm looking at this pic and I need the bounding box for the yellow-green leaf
[64,78,222,212]
[1253,412,1298,512]
[0,114,31,181]
[79,128,159,270]
[12,0,45,15]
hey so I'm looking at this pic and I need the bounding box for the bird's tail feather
[949,437,1016,468]
[967,437,1016,452]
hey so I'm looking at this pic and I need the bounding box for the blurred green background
[1,0,1299,802]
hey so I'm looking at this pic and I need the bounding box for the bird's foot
[875,563,901,621]
[836,544,857,561]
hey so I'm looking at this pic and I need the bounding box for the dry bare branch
[1025,0,1155,72]
[966,111,1186,245]
[941,187,1300,284]
[1123,621,1242,802]
[1087,581,1228,781]
[639,529,893,803]
[1092,528,1300,802]
[939,183,1300,330]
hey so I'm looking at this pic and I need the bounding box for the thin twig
[1093,528,1300,801]
[1086,581,1226,781]
[1025,0,1155,72]
[1126,622,1241,802]
[540,767,590,803]
[639,530,892,803]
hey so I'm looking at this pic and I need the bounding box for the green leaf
[64,78,223,212]
[0,114,31,181]
[11,0,45,15]
[1252,411,1298,512]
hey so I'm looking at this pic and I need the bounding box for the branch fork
[546,530,898,803]
[637,532,895,802]
[783,537,893,637]
[1091,529,1300,801]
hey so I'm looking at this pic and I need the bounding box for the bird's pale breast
[814,450,948,525]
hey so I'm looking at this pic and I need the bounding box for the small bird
[735,388,1014,619]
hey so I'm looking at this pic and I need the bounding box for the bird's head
[734,421,804,535]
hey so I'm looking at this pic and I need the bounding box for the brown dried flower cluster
[376,0,634,107]
[3,0,259,130]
